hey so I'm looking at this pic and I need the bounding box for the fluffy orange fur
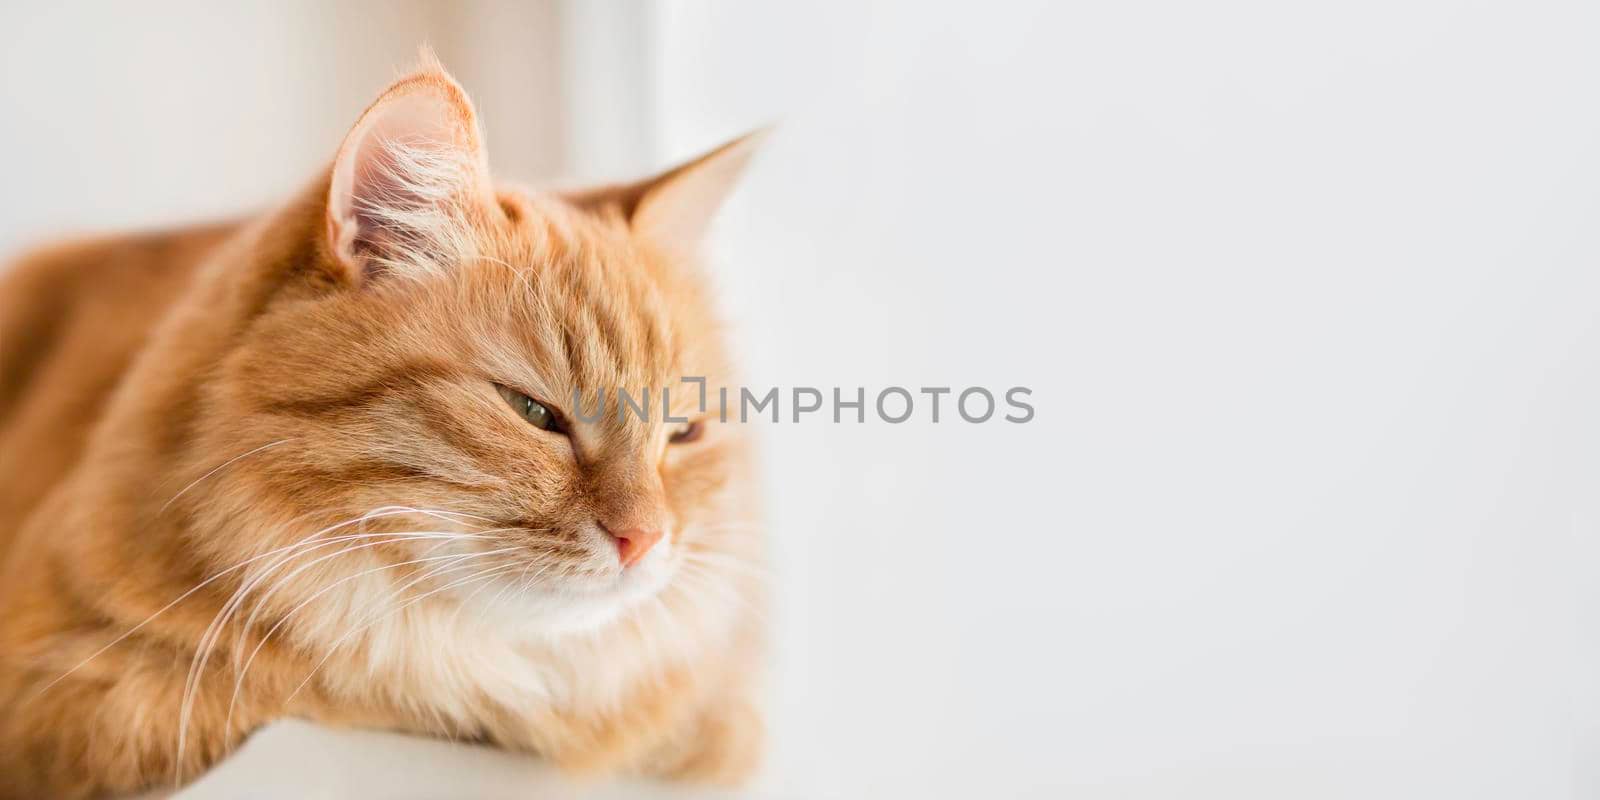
[0,56,767,798]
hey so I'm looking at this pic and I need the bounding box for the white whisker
[222,544,520,733]
[39,522,481,698]
[171,505,496,780]
[284,562,527,704]
[158,439,294,515]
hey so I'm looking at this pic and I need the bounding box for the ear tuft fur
[326,59,491,284]
[414,43,447,75]
[339,136,480,282]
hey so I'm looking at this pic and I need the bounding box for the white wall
[0,1,568,253]
[648,2,1600,797]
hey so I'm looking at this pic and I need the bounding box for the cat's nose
[608,527,664,568]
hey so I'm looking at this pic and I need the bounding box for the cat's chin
[463,544,676,638]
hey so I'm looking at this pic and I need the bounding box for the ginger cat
[0,54,767,798]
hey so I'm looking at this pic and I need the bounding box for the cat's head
[178,60,763,638]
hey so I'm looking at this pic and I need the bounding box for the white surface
[168,720,740,800]
[3,1,1598,798]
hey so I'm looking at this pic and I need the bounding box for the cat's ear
[575,130,768,259]
[325,57,493,283]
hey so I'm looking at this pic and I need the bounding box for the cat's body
[0,224,235,539]
[0,58,766,798]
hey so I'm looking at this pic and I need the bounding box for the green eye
[669,420,704,444]
[495,384,561,432]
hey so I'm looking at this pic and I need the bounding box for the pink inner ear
[328,90,482,279]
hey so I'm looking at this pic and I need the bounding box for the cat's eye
[495,384,562,433]
[669,420,704,445]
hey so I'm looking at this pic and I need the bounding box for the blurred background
[4,1,1599,798]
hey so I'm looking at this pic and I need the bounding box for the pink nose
[611,527,664,568]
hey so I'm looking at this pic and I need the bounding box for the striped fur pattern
[0,57,767,798]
